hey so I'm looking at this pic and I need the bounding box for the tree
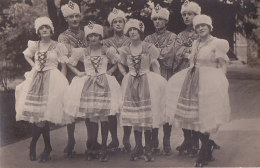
[0,0,48,90]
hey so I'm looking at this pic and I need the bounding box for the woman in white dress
[15,17,69,162]
[63,23,121,162]
[165,14,231,167]
[118,19,167,162]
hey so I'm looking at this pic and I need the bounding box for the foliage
[0,0,48,90]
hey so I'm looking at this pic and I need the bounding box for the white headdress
[123,19,145,35]
[84,22,104,38]
[193,14,213,31]
[151,4,170,21]
[34,16,54,34]
[61,0,80,17]
[181,0,201,15]
[107,8,127,25]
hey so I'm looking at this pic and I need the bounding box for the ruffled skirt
[120,72,167,128]
[165,66,231,132]
[15,68,69,125]
[64,74,121,122]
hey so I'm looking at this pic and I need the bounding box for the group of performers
[15,0,231,167]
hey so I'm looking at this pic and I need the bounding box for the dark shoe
[39,152,51,163]
[162,146,172,156]
[64,139,76,157]
[130,145,144,161]
[176,139,192,155]
[195,132,209,167]
[121,143,131,153]
[99,150,109,162]
[144,146,154,162]
[205,139,220,162]
[107,139,119,152]
[176,129,192,155]
[29,145,36,161]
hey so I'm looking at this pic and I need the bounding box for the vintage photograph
[0,0,260,167]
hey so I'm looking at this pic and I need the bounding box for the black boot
[195,132,209,167]
[100,121,109,162]
[39,122,52,163]
[107,115,119,152]
[29,124,42,161]
[151,128,160,155]
[162,123,172,155]
[85,119,99,161]
[190,130,200,157]
[122,126,132,153]
[144,130,154,162]
[64,122,76,157]
[176,129,192,155]
[130,130,143,161]
[205,139,220,162]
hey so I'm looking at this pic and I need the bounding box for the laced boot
[151,128,160,155]
[205,139,220,162]
[64,123,76,157]
[29,124,41,161]
[130,130,143,161]
[108,115,119,152]
[176,129,192,155]
[162,123,172,156]
[99,146,109,162]
[144,130,154,162]
[122,126,132,153]
[39,122,52,163]
[189,130,200,157]
[195,133,209,167]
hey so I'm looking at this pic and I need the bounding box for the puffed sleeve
[55,43,69,63]
[105,47,120,64]
[23,40,37,58]
[68,48,84,66]
[214,39,230,62]
[146,43,160,63]
[117,46,129,65]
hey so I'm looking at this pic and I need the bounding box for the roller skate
[39,146,52,163]
[29,144,36,161]
[189,131,200,157]
[64,139,76,157]
[99,149,109,162]
[107,139,120,153]
[130,145,144,161]
[121,142,131,153]
[161,135,172,156]
[85,149,99,161]
[176,129,192,155]
[162,145,172,156]
[205,139,220,162]
[195,133,209,167]
[195,145,208,167]
[176,139,192,155]
[144,146,154,162]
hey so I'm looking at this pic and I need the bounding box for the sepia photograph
[0,0,260,167]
